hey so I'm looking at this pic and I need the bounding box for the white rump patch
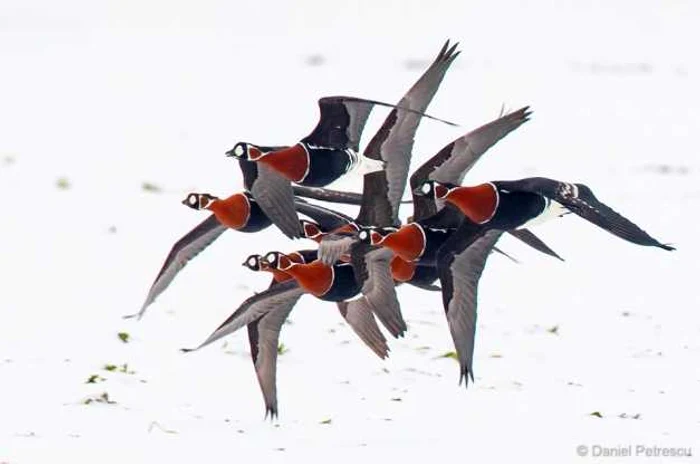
[517,199,568,229]
[354,152,385,175]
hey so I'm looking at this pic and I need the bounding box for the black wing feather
[295,200,354,231]
[507,228,564,261]
[497,177,674,251]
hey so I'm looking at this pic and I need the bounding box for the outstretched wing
[437,224,502,387]
[302,96,374,152]
[128,215,226,319]
[357,41,460,226]
[302,96,457,152]
[294,200,355,231]
[250,163,302,239]
[499,177,675,251]
[352,245,407,338]
[411,107,531,221]
[237,147,289,191]
[292,185,364,205]
[507,228,564,261]
[246,292,301,419]
[317,233,357,266]
[292,185,414,206]
[336,300,390,359]
[184,280,304,351]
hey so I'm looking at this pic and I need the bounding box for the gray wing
[247,295,300,419]
[183,281,304,351]
[357,41,460,225]
[429,107,531,185]
[361,247,407,338]
[437,230,504,387]
[399,40,460,115]
[127,215,226,320]
[410,107,530,220]
[343,99,375,153]
[317,234,358,265]
[383,40,460,218]
[336,300,390,359]
[251,163,302,239]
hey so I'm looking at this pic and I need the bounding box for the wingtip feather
[122,307,146,321]
[265,407,279,421]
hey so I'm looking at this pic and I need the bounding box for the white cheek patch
[234,145,244,157]
[421,183,431,194]
[247,257,257,267]
[265,253,277,265]
[189,195,198,206]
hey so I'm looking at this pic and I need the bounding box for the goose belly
[488,191,558,230]
[408,264,439,287]
[238,201,273,232]
[300,147,355,187]
[318,264,361,302]
[516,198,568,230]
[417,228,453,266]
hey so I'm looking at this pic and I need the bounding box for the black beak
[412,186,424,195]
[225,148,237,157]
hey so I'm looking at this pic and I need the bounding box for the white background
[1,1,698,462]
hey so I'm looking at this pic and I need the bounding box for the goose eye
[421,183,432,194]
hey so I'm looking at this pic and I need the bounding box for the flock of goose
[129,40,674,418]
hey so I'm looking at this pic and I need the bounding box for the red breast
[208,193,250,229]
[283,260,334,297]
[390,256,416,282]
[445,183,498,224]
[257,143,309,183]
[380,223,426,262]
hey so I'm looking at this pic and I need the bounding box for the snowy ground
[2,1,699,462]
